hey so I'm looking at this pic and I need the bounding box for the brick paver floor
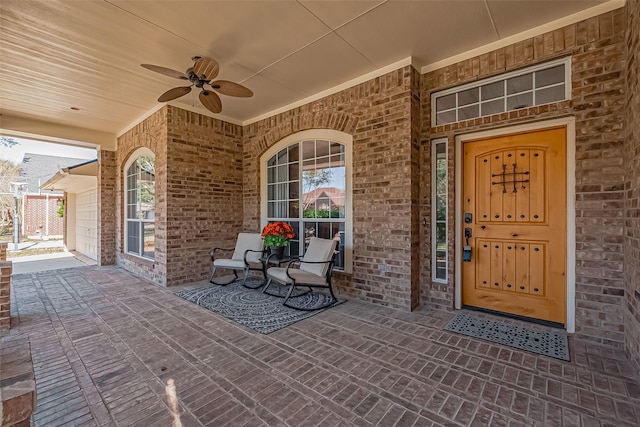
[7,266,640,426]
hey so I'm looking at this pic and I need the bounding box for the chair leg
[283,284,338,311]
[327,283,338,304]
[242,269,263,289]
[282,282,297,307]
[261,278,273,294]
[209,269,239,285]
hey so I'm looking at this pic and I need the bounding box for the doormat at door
[444,313,569,361]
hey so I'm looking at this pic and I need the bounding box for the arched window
[124,149,155,259]
[261,130,352,272]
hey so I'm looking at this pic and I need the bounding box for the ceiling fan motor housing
[186,68,208,88]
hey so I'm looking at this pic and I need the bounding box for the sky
[0,137,97,164]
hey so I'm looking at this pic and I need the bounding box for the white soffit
[0,0,620,147]
[421,0,625,73]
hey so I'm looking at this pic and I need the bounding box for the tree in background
[0,137,21,234]
[0,136,19,148]
[301,169,331,213]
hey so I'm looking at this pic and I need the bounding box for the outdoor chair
[210,232,265,286]
[264,237,339,310]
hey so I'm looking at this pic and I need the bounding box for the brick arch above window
[256,113,360,153]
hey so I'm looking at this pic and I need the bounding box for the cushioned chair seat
[210,233,264,286]
[213,259,263,269]
[266,267,328,285]
[264,237,339,310]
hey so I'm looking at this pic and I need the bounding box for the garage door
[75,188,98,261]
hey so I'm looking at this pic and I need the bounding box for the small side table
[243,254,291,289]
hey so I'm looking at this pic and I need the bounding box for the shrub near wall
[422,9,627,347]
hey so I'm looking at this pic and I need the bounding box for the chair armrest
[210,247,234,261]
[284,258,332,281]
[243,249,265,264]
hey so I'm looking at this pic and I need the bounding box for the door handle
[463,227,472,262]
[463,245,472,262]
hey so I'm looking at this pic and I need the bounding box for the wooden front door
[462,127,567,325]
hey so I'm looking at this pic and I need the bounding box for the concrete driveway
[11,251,96,274]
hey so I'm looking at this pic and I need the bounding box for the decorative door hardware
[491,163,529,193]
[463,227,472,262]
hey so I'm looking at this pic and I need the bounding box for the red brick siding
[421,9,627,346]
[243,68,419,310]
[165,106,243,286]
[624,0,640,370]
[114,106,244,286]
[410,66,422,310]
[23,195,63,236]
[0,243,8,330]
[98,150,117,266]
[116,107,168,285]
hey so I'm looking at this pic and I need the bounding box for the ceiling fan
[141,56,253,114]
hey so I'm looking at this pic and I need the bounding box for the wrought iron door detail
[491,163,530,193]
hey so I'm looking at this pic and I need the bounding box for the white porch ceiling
[0,0,618,149]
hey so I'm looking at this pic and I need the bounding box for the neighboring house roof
[303,187,346,208]
[20,153,93,195]
[41,159,98,193]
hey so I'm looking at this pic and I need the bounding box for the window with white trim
[432,139,447,282]
[125,151,155,259]
[262,132,352,272]
[432,57,570,126]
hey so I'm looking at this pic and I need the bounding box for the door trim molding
[454,117,576,333]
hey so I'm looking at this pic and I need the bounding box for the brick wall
[165,106,244,286]
[0,242,10,330]
[421,9,628,346]
[410,66,422,310]
[624,0,640,371]
[114,106,244,286]
[23,194,63,236]
[244,67,419,310]
[116,107,168,285]
[98,150,117,266]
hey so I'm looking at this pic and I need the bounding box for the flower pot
[269,246,285,259]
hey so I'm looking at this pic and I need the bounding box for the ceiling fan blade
[158,86,192,102]
[199,90,222,113]
[193,56,219,80]
[211,80,253,97]
[141,64,187,80]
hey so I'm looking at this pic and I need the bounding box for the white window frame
[431,56,571,126]
[124,147,155,260]
[432,138,448,283]
[261,129,353,273]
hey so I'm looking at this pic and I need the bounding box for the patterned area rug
[175,278,342,334]
[444,313,570,361]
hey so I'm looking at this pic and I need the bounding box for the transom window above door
[432,57,570,126]
[262,131,352,272]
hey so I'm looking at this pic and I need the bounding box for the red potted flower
[262,222,295,257]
